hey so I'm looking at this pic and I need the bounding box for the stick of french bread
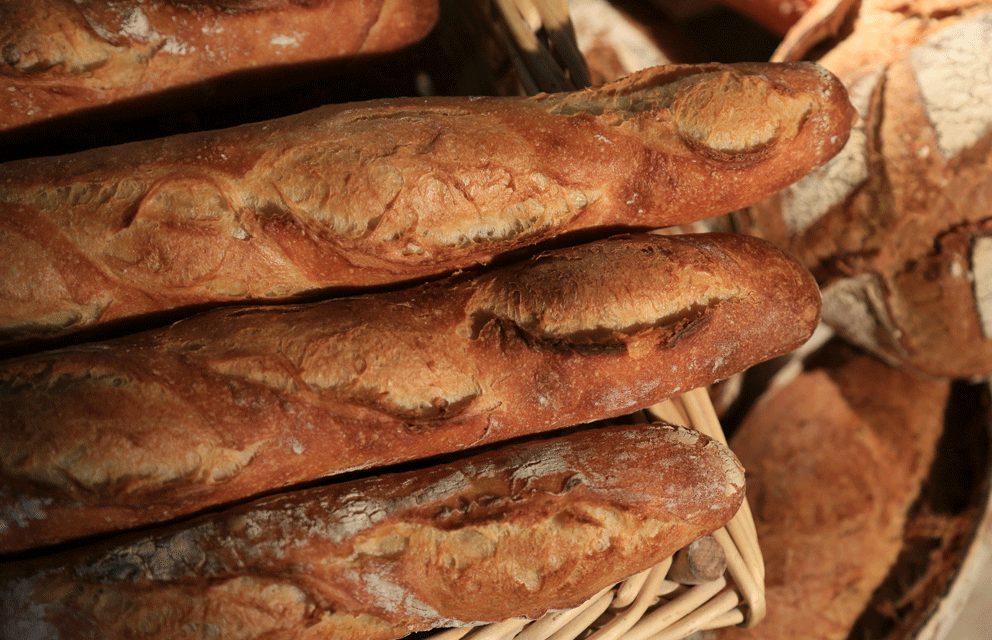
[0,232,818,554]
[0,61,853,349]
[0,422,746,640]
[0,0,440,135]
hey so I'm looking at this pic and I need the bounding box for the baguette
[0,0,440,135]
[0,422,745,640]
[0,232,820,554]
[0,61,854,349]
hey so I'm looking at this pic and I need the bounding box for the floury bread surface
[0,422,747,640]
[0,61,854,348]
[0,0,441,134]
[0,232,820,553]
[745,1,992,377]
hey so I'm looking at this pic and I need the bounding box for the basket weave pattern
[426,387,767,640]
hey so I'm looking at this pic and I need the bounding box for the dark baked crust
[0,232,820,553]
[0,0,441,133]
[746,3,992,377]
[0,61,852,348]
[0,422,745,640]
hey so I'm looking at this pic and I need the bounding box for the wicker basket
[423,387,767,640]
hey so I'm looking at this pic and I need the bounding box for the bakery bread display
[0,60,854,351]
[0,421,746,640]
[0,0,440,136]
[0,231,820,554]
[21,2,982,638]
[742,0,992,378]
[716,341,951,640]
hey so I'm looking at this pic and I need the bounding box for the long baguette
[0,61,853,349]
[0,232,818,554]
[0,422,745,640]
[0,232,817,553]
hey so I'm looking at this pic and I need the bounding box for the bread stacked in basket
[0,3,863,638]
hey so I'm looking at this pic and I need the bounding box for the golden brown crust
[0,0,440,134]
[0,422,745,640]
[0,232,819,553]
[0,61,852,349]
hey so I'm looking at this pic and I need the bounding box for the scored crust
[0,61,852,349]
[748,2,992,377]
[0,232,819,553]
[0,422,745,640]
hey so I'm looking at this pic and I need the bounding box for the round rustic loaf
[743,0,992,378]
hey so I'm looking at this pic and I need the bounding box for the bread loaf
[0,61,853,350]
[717,340,950,640]
[0,0,440,136]
[0,232,819,554]
[743,0,992,378]
[0,422,746,640]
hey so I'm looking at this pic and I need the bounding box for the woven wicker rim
[491,0,593,93]
[425,387,767,640]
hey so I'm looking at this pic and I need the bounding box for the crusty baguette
[0,421,744,640]
[0,232,819,554]
[0,0,440,135]
[0,61,853,349]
